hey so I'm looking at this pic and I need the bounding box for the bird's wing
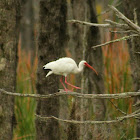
[43,57,78,76]
[54,59,77,75]
[43,61,56,70]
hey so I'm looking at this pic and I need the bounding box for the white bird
[43,57,98,92]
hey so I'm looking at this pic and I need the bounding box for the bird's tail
[46,71,53,77]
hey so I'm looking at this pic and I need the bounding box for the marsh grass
[13,43,37,140]
[103,32,135,139]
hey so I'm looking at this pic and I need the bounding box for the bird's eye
[84,62,87,65]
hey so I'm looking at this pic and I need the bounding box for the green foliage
[13,46,37,140]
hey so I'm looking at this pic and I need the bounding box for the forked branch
[109,5,140,34]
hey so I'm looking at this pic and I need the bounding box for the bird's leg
[60,77,67,91]
[65,77,81,90]
[60,77,72,92]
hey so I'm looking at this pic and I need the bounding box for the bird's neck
[73,61,85,74]
[77,63,84,73]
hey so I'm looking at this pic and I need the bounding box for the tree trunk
[0,0,20,139]
[20,0,35,65]
[35,0,67,140]
[122,0,140,137]
[67,0,106,139]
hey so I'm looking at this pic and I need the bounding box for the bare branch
[35,112,140,125]
[107,100,140,120]
[109,30,137,34]
[135,52,140,55]
[131,109,140,115]
[132,138,140,140]
[1,88,140,100]
[108,99,127,115]
[67,20,111,28]
[105,19,129,29]
[92,34,138,49]
[109,5,140,35]
[67,19,128,29]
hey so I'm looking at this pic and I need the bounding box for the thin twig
[133,101,140,107]
[67,20,111,28]
[131,109,140,115]
[108,99,127,115]
[35,112,140,125]
[1,88,140,99]
[67,19,128,29]
[108,99,140,120]
[109,30,137,34]
[105,19,129,29]
[135,52,140,55]
[92,34,138,49]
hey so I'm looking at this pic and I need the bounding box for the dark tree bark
[67,0,106,139]
[35,0,67,140]
[122,0,140,137]
[0,0,20,139]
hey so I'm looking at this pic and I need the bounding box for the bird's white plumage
[43,57,81,77]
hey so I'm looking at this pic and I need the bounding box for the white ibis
[43,57,98,92]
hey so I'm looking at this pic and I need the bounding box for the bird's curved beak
[84,62,98,75]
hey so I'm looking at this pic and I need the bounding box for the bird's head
[79,60,98,75]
